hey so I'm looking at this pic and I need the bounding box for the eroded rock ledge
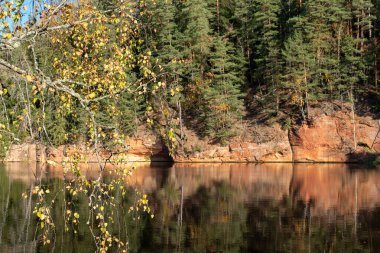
[176,105,379,163]
[4,105,380,163]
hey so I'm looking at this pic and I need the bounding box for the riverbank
[3,103,380,164]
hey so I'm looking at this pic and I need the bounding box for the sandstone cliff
[4,104,380,163]
[174,104,379,162]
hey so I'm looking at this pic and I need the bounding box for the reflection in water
[1,162,380,252]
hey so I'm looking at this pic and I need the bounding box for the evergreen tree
[149,0,183,75]
[288,0,354,100]
[339,36,367,94]
[207,0,236,34]
[299,0,340,98]
[147,0,185,105]
[373,0,380,89]
[251,0,282,113]
[282,31,315,119]
[182,0,213,79]
[116,92,146,137]
[232,0,254,86]
[201,37,246,143]
[351,0,374,52]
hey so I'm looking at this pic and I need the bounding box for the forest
[1,1,380,252]
[0,0,379,155]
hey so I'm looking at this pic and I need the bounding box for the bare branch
[0,58,28,75]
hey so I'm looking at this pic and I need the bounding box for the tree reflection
[0,166,37,252]
[1,163,380,253]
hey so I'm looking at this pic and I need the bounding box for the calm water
[1,162,380,253]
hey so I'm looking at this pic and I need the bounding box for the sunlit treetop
[1,0,155,96]
[50,1,155,102]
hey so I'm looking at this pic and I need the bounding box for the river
[0,162,379,252]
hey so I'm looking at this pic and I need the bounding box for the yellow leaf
[88,92,96,99]
[3,33,12,39]
[26,75,33,82]
[74,213,80,219]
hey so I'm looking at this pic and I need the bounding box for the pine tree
[339,36,367,94]
[301,0,339,98]
[117,92,146,136]
[282,31,315,119]
[251,0,282,114]
[288,0,353,100]
[207,0,235,34]
[201,37,246,143]
[351,0,374,52]
[232,0,254,86]
[149,0,183,76]
[182,0,213,79]
[373,0,380,89]
[147,0,185,106]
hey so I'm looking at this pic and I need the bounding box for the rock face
[123,137,171,162]
[4,143,46,162]
[3,104,380,163]
[174,124,292,162]
[44,137,170,163]
[4,129,170,163]
[289,106,380,162]
[175,104,380,162]
[44,138,170,163]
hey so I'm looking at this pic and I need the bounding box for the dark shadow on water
[346,152,380,169]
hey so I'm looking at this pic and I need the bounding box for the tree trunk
[177,100,184,149]
[303,56,309,119]
[361,9,365,53]
[216,0,220,34]
[350,88,357,150]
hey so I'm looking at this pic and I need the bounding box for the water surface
[1,162,380,253]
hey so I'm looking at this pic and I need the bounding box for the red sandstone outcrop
[4,128,170,163]
[4,143,45,162]
[3,104,379,163]
[289,105,380,162]
[175,104,379,162]
[174,123,293,162]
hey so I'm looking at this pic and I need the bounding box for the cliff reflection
[126,163,380,216]
[1,162,380,252]
[4,162,380,217]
